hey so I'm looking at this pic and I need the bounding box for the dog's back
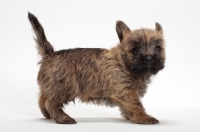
[38,48,106,101]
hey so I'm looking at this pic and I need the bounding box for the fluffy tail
[28,12,54,56]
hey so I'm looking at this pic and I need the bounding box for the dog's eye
[130,47,138,53]
[155,46,161,51]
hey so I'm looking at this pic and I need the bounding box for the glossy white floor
[1,104,200,132]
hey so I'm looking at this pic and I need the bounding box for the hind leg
[38,94,51,119]
[45,99,77,124]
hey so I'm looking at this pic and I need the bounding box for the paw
[133,115,159,124]
[55,117,77,124]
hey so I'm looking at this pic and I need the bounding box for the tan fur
[28,12,165,124]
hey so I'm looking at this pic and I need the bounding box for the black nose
[145,56,153,63]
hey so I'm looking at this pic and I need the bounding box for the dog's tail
[28,12,54,56]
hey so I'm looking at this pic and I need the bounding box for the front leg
[113,90,159,124]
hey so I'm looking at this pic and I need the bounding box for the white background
[0,0,200,132]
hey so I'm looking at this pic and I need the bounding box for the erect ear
[116,21,131,43]
[155,22,163,34]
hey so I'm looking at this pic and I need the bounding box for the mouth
[147,67,151,72]
[137,65,163,75]
[131,60,165,75]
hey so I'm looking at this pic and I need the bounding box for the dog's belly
[79,96,118,107]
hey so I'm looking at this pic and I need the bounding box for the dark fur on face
[28,12,165,125]
[116,21,165,76]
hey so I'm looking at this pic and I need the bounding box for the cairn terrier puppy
[28,12,165,124]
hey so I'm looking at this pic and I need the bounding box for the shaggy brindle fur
[28,12,165,124]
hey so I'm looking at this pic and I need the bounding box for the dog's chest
[132,76,149,97]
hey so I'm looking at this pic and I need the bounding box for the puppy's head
[116,21,165,75]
